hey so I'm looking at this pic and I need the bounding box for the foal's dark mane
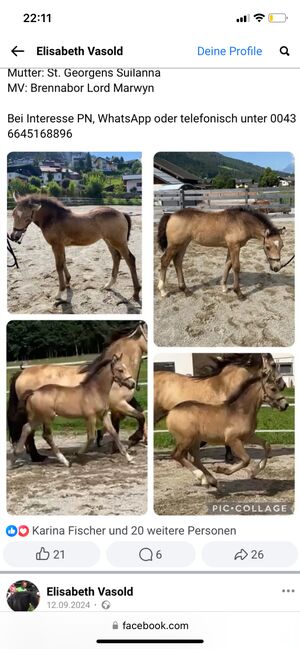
[18,194,70,218]
[189,353,263,382]
[227,206,280,235]
[81,356,113,384]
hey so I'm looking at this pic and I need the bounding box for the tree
[85,152,92,171]
[83,171,105,198]
[67,181,77,196]
[212,174,235,189]
[29,176,42,188]
[258,167,280,187]
[47,181,62,196]
[62,178,70,190]
[47,172,54,182]
[131,160,142,174]
[8,178,29,196]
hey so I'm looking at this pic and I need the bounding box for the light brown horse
[7,323,147,462]
[166,372,288,488]
[157,206,286,299]
[13,355,135,467]
[10,193,141,302]
[154,353,285,423]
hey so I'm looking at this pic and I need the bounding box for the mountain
[155,152,291,180]
[283,162,294,174]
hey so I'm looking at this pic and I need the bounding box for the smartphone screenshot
[1,2,299,647]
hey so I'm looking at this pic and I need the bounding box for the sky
[91,151,141,160]
[221,152,294,171]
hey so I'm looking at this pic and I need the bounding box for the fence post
[245,185,249,205]
[180,187,185,209]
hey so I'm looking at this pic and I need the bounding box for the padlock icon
[112,621,118,630]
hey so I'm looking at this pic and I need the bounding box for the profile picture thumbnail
[6,580,40,611]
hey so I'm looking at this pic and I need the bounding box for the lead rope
[7,235,19,269]
[280,254,295,270]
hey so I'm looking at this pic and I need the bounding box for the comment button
[107,542,195,568]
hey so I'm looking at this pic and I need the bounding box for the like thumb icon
[36,546,50,561]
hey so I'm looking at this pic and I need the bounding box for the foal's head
[263,227,286,273]
[262,353,286,391]
[262,378,289,411]
[10,194,41,242]
[111,354,136,389]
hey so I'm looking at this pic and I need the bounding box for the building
[39,166,63,184]
[93,156,118,172]
[123,174,142,193]
[7,162,41,181]
[154,157,200,185]
[154,353,294,386]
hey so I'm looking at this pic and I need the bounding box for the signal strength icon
[236,14,250,22]
[254,13,265,22]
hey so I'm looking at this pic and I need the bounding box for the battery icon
[268,13,288,22]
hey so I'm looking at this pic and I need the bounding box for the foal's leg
[42,424,70,467]
[103,242,121,290]
[77,416,96,456]
[158,246,179,297]
[173,443,217,488]
[173,244,189,293]
[103,412,133,462]
[114,243,141,302]
[63,252,71,287]
[246,433,271,478]
[52,244,68,301]
[190,444,218,487]
[14,422,33,455]
[221,250,232,294]
[228,244,245,300]
[215,438,250,475]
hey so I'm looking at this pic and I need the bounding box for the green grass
[7,356,147,436]
[154,389,294,449]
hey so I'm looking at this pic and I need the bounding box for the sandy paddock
[154,445,294,516]
[7,432,147,516]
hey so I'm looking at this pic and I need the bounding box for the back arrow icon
[11,46,25,57]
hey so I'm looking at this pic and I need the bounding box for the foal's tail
[18,389,34,411]
[123,213,132,241]
[157,213,171,251]
[7,371,27,443]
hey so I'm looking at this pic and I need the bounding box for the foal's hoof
[31,453,47,463]
[55,290,70,304]
[237,292,246,301]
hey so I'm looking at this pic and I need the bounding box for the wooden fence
[154,187,293,220]
[7,193,141,210]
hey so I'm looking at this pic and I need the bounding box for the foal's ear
[12,191,20,203]
[278,226,286,235]
[264,228,271,238]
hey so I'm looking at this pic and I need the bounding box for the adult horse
[166,371,288,488]
[7,322,147,462]
[154,353,286,463]
[10,193,141,302]
[157,206,286,299]
[13,354,135,467]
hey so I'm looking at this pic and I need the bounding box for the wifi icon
[254,13,265,22]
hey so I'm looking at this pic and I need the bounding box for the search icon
[280,46,290,56]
